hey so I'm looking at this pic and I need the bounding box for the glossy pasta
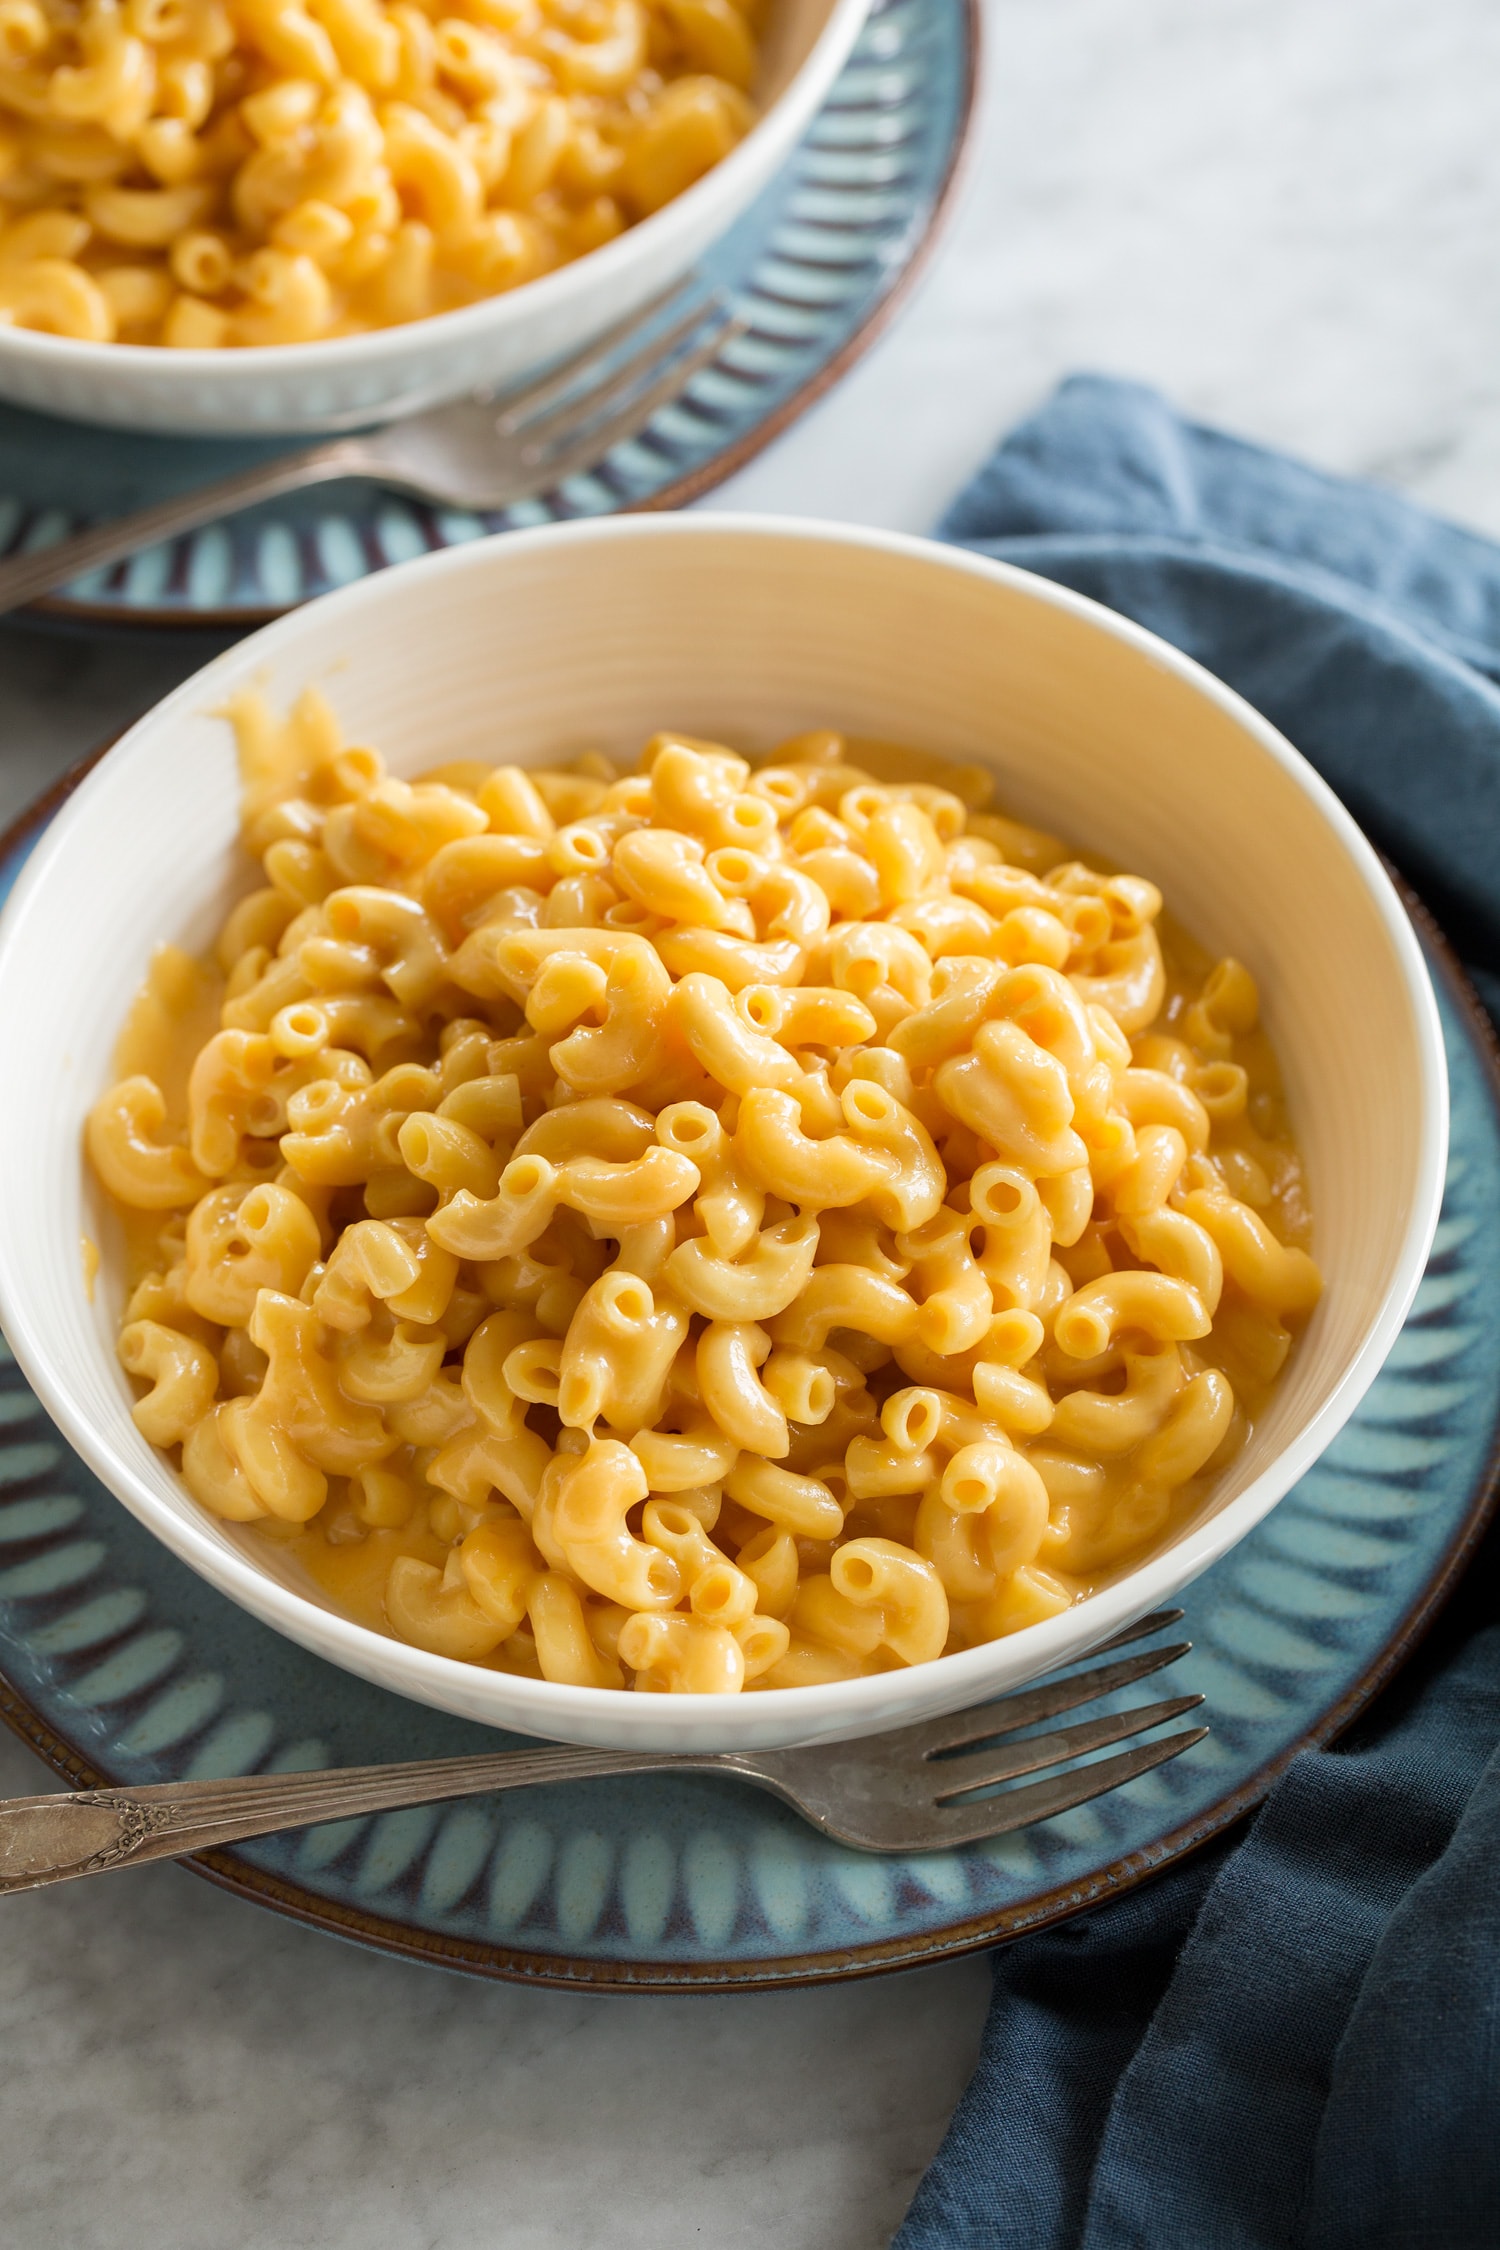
[91,701,1323,1694]
[0,0,758,346]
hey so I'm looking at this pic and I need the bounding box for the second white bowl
[0,0,869,435]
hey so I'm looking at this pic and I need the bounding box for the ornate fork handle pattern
[0,1747,712,1893]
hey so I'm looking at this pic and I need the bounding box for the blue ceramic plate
[0,0,976,629]
[0,785,1493,1988]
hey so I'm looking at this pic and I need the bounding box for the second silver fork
[0,285,746,619]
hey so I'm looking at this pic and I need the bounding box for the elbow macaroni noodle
[91,698,1322,1693]
[0,0,759,346]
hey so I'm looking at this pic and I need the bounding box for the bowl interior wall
[758,0,837,96]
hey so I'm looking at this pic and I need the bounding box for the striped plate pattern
[0,0,975,627]
[0,901,1494,1987]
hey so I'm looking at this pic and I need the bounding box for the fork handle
[0,1746,713,1894]
[0,434,375,618]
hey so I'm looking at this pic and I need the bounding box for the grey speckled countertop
[4,3,1499,2242]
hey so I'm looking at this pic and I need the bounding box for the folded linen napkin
[896,376,1500,2250]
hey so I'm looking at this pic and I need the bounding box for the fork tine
[486,281,695,426]
[902,1642,1193,1760]
[497,290,724,435]
[522,313,748,484]
[1085,1608,1185,1657]
[923,1727,1210,1850]
[930,1693,1205,1802]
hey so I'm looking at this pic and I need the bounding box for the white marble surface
[5,0,1500,2240]
[0,1714,983,2249]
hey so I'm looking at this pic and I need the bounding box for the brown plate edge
[0,790,1493,1991]
[0,738,112,847]
[23,0,983,635]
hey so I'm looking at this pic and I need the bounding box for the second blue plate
[0,0,976,627]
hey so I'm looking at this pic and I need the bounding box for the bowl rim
[0,0,871,388]
[0,512,1450,1740]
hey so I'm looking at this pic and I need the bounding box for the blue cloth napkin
[896,376,1500,2250]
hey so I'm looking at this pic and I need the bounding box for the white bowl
[0,517,1447,1750]
[0,0,869,436]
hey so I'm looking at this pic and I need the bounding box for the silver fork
[0,285,746,619]
[0,1613,1204,1893]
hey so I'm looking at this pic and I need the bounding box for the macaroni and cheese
[91,699,1322,1694]
[0,0,759,346]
